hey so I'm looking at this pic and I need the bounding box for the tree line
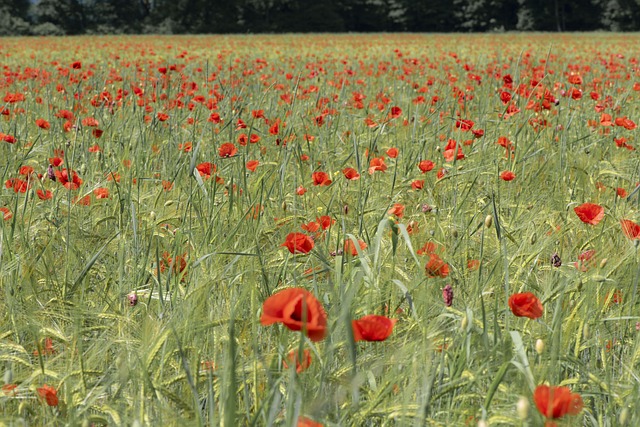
[2,0,640,36]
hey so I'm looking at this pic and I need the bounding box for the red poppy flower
[196,162,216,179]
[443,139,464,162]
[301,221,320,233]
[93,187,109,199]
[615,116,637,130]
[54,169,83,190]
[260,287,327,342]
[37,189,53,200]
[344,238,367,256]
[81,117,99,127]
[312,171,332,186]
[455,119,474,131]
[0,207,12,220]
[573,203,604,225]
[389,106,402,118]
[533,385,583,419]
[2,384,17,396]
[387,203,405,218]
[411,180,425,190]
[508,292,543,319]
[425,253,449,278]
[296,186,307,195]
[500,170,516,181]
[283,349,312,373]
[157,112,169,122]
[621,219,640,240]
[617,187,628,198]
[386,147,399,158]
[246,160,259,172]
[218,142,238,158]
[297,417,323,427]
[418,160,434,173]
[35,119,50,130]
[352,314,396,342]
[282,233,314,254]
[36,384,58,407]
[342,167,360,180]
[368,157,387,174]
[71,61,81,69]
[316,215,334,230]
[5,178,30,193]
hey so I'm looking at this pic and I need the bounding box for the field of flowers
[0,33,640,426]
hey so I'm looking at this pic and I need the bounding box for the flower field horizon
[1,33,640,426]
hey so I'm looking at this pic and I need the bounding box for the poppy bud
[282,201,287,212]
[164,200,174,207]
[530,232,536,245]
[3,369,12,384]
[451,228,458,239]
[461,315,468,331]
[442,284,453,307]
[343,204,349,215]
[535,339,545,355]
[516,396,529,420]
[600,258,608,268]
[583,324,590,339]
[551,252,562,267]
[47,165,56,181]
[484,214,492,228]
[620,407,629,425]
[127,292,138,306]
[149,211,156,222]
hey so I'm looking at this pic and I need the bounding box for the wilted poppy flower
[442,284,453,307]
[508,292,543,319]
[282,232,314,254]
[500,170,516,181]
[342,167,360,180]
[36,384,58,406]
[352,314,396,342]
[425,253,449,278]
[283,348,312,373]
[260,287,327,342]
[573,203,604,225]
[533,384,583,420]
[312,171,332,186]
[621,219,640,240]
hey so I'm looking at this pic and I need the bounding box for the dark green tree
[34,0,86,34]
[0,0,30,35]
